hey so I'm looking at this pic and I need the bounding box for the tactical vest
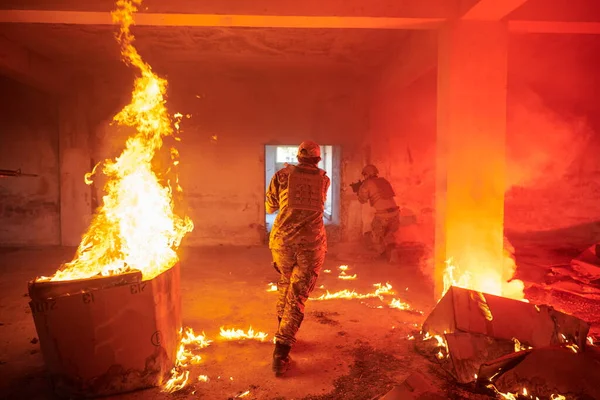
[369,177,395,206]
[284,165,326,212]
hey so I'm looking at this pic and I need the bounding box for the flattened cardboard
[28,264,181,398]
[422,286,590,348]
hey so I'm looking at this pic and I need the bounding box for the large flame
[39,0,193,282]
[441,242,525,301]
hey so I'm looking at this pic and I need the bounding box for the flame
[267,283,278,292]
[38,0,193,282]
[219,326,269,342]
[337,265,357,279]
[487,384,568,400]
[163,327,212,393]
[338,272,358,280]
[587,336,595,346]
[422,331,449,360]
[310,282,394,301]
[323,269,332,273]
[388,298,423,315]
[512,337,532,352]
[163,369,189,393]
[197,375,209,382]
[566,343,579,353]
[559,333,581,353]
[442,257,525,301]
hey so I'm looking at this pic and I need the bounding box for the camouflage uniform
[358,176,400,254]
[266,155,330,348]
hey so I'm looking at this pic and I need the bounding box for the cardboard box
[28,264,181,398]
[420,286,590,383]
[422,286,590,349]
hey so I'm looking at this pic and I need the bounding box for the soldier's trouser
[272,246,326,346]
[371,211,400,254]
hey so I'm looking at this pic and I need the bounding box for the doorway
[264,144,341,235]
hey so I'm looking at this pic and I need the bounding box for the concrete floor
[0,240,597,400]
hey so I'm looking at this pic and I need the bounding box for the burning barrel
[28,265,181,397]
[24,0,194,396]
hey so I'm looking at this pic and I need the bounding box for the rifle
[0,168,38,178]
[349,179,363,194]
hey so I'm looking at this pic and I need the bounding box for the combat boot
[272,342,291,377]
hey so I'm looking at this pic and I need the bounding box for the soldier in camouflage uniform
[357,164,400,262]
[265,140,330,377]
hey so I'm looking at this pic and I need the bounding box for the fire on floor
[15,0,600,399]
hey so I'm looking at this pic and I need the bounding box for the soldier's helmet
[362,164,379,178]
[297,141,321,158]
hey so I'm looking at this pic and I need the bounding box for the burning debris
[399,286,600,400]
[27,0,193,396]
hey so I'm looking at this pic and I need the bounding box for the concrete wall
[92,70,370,246]
[367,33,600,250]
[0,76,60,245]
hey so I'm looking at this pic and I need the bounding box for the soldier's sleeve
[357,180,369,204]
[265,173,280,214]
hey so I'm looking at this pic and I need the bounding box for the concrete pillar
[59,83,93,246]
[434,21,508,300]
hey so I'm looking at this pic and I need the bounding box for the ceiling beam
[0,35,65,93]
[3,8,599,34]
[0,0,461,18]
[0,10,445,29]
[462,0,530,20]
